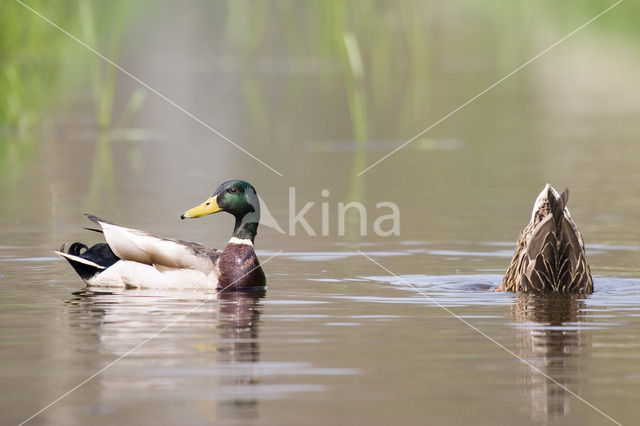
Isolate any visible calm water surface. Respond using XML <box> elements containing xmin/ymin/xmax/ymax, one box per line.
<box><xmin>2</xmin><ymin>1</ymin><xmax>640</xmax><ymax>425</ymax></box>
<box><xmin>2</xmin><ymin>241</ymin><xmax>640</xmax><ymax>425</ymax></box>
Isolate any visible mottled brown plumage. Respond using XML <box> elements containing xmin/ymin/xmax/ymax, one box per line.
<box><xmin>500</xmin><ymin>184</ymin><xmax>593</xmax><ymax>293</ymax></box>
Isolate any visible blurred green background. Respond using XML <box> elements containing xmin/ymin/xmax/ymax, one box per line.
<box><xmin>1</xmin><ymin>0</ymin><xmax>639</xmax><ymax>252</ymax></box>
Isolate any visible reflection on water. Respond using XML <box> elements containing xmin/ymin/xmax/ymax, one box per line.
<box><xmin>2</xmin><ymin>246</ymin><xmax>640</xmax><ymax>424</ymax></box>
<box><xmin>215</xmin><ymin>290</ymin><xmax>264</xmax><ymax>420</ymax></box>
<box><xmin>66</xmin><ymin>288</ymin><xmax>266</xmax><ymax>422</ymax></box>
<box><xmin>509</xmin><ymin>294</ymin><xmax>588</xmax><ymax>423</ymax></box>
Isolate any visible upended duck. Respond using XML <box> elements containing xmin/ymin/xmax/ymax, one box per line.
<box><xmin>55</xmin><ymin>180</ymin><xmax>266</xmax><ymax>290</ymax></box>
<box><xmin>499</xmin><ymin>184</ymin><xmax>593</xmax><ymax>293</ymax></box>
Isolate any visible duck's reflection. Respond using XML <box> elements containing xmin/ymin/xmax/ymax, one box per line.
<box><xmin>214</xmin><ymin>290</ymin><xmax>264</xmax><ymax>418</ymax></box>
<box><xmin>66</xmin><ymin>288</ymin><xmax>265</xmax><ymax>422</ymax></box>
<box><xmin>509</xmin><ymin>294</ymin><xmax>589</xmax><ymax>423</ymax></box>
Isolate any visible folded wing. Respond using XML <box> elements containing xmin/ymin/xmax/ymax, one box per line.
<box><xmin>86</xmin><ymin>214</ymin><xmax>219</xmax><ymax>273</ymax></box>
<box><xmin>519</xmin><ymin>188</ymin><xmax>593</xmax><ymax>293</ymax></box>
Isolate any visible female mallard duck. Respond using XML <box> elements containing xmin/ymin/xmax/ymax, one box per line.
<box><xmin>55</xmin><ymin>180</ymin><xmax>266</xmax><ymax>290</ymax></box>
<box><xmin>499</xmin><ymin>184</ymin><xmax>593</xmax><ymax>293</ymax></box>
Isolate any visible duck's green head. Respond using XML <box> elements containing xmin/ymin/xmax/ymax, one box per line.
<box><xmin>181</xmin><ymin>180</ymin><xmax>260</xmax><ymax>224</ymax></box>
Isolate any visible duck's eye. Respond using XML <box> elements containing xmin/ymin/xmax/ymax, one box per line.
<box><xmin>228</xmin><ymin>187</ymin><xmax>239</xmax><ymax>194</ymax></box>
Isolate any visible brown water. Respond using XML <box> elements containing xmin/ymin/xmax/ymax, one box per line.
<box><xmin>2</xmin><ymin>1</ymin><xmax>640</xmax><ymax>425</ymax></box>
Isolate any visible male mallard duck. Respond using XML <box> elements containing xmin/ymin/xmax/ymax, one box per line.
<box><xmin>499</xmin><ymin>184</ymin><xmax>593</xmax><ymax>293</ymax></box>
<box><xmin>55</xmin><ymin>180</ymin><xmax>266</xmax><ymax>290</ymax></box>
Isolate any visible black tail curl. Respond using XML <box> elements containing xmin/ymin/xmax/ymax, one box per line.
<box><xmin>68</xmin><ymin>242</ymin><xmax>89</xmax><ymax>256</ymax></box>
<box><xmin>60</xmin><ymin>242</ymin><xmax>120</xmax><ymax>281</ymax></box>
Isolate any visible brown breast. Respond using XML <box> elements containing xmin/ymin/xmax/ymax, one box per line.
<box><xmin>217</xmin><ymin>244</ymin><xmax>266</xmax><ymax>290</ymax></box>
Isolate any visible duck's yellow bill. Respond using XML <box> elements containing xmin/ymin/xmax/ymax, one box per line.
<box><xmin>181</xmin><ymin>195</ymin><xmax>222</xmax><ymax>219</ymax></box>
